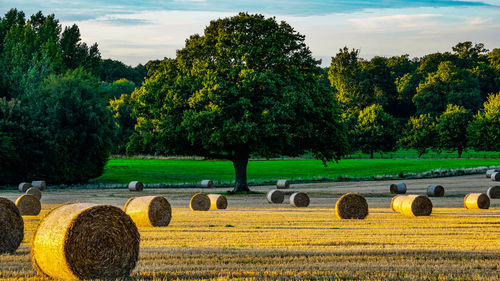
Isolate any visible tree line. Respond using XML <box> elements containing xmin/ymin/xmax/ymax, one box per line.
<box><xmin>0</xmin><ymin>10</ymin><xmax>498</xmax><ymax>191</ymax></box>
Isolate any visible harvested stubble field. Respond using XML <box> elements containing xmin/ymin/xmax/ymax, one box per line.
<box><xmin>1</xmin><ymin>175</ymin><xmax>499</xmax><ymax>280</ymax></box>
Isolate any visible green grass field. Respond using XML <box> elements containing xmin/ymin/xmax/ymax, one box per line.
<box><xmin>96</xmin><ymin>157</ymin><xmax>500</xmax><ymax>184</ymax></box>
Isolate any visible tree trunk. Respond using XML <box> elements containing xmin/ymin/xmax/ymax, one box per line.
<box><xmin>458</xmin><ymin>149</ymin><xmax>462</xmax><ymax>159</ymax></box>
<box><xmin>232</xmin><ymin>156</ymin><xmax>250</xmax><ymax>193</ymax></box>
<box><xmin>370</xmin><ymin>151</ymin><xmax>374</xmax><ymax>159</ymax></box>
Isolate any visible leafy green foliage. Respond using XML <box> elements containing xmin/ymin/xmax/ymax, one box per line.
<box><xmin>99</xmin><ymin>78</ymin><xmax>136</xmax><ymax>100</ymax></box>
<box><xmin>467</xmin><ymin>93</ymin><xmax>500</xmax><ymax>151</ymax></box>
<box><xmin>436</xmin><ymin>104</ymin><xmax>471</xmax><ymax>158</ymax></box>
<box><xmin>109</xmin><ymin>93</ymin><xmax>136</xmax><ymax>154</ymax></box>
<box><xmin>399</xmin><ymin>114</ymin><xmax>436</xmax><ymax>157</ymax></box>
<box><xmin>99</xmin><ymin>59</ymin><xmax>146</xmax><ymax>86</ymax></box>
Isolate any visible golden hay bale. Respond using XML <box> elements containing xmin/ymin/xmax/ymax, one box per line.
<box><xmin>486</xmin><ymin>186</ymin><xmax>500</xmax><ymax>199</ymax></box>
<box><xmin>31</xmin><ymin>181</ymin><xmax>46</xmax><ymax>191</ymax></box>
<box><xmin>266</xmin><ymin>189</ymin><xmax>284</xmax><ymax>204</ymax></box>
<box><xmin>190</xmin><ymin>193</ymin><xmax>211</xmax><ymax>211</ymax></box>
<box><xmin>18</xmin><ymin>182</ymin><xmax>32</xmax><ymax>192</ymax></box>
<box><xmin>26</xmin><ymin>187</ymin><xmax>42</xmax><ymax>200</ymax></box>
<box><xmin>464</xmin><ymin>193</ymin><xmax>490</xmax><ymax>209</ymax></box>
<box><xmin>0</xmin><ymin>197</ymin><xmax>24</xmax><ymax>254</ymax></box>
<box><xmin>276</xmin><ymin>179</ymin><xmax>290</xmax><ymax>189</ymax></box>
<box><xmin>200</xmin><ymin>180</ymin><xmax>214</xmax><ymax>188</ymax></box>
<box><xmin>399</xmin><ymin>195</ymin><xmax>433</xmax><ymax>217</ymax></box>
<box><xmin>207</xmin><ymin>194</ymin><xmax>228</xmax><ymax>210</ymax></box>
<box><xmin>390</xmin><ymin>195</ymin><xmax>406</xmax><ymax>213</ymax></box>
<box><xmin>31</xmin><ymin>203</ymin><xmax>140</xmax><ymax>280</ymax></box>
<box><xmin>335</xmin><ymin>193</ymin><xmax>368</xmax><ymax>219</ymax></box>
<box><xmin>426</xmin><ymin>185</ymin><xmax>445</xmax><ymax>197</ymax></box>
<box><xmin>491</xmin><ymin>172</ymin><xmax>500</xmax><ymax>181</ymax></box>
<box><xmin>290</xmin><ymin>192</ymin><xmax>310</xmax><ymax>207</ymax></box>
<box><xmin>390</xmin><ymin>182</ymin><xmax>407</xmax><ymax>194</ymax></box>
<box><xmin>124</xmin><ymin>196</ymin><xmax>172</xmax><ymax>227</ymax></box>
<box><xmin>486</xmin><ymin>169</ymin><xmax>498</xmax><ymax>178</ymax></box>
<box><xmin>15</xmin><ymin>194</ymin><xmax>41</xmax><ymax>216</ymax></box>
<box><xmin>128</xmin><ymin>181</ymin><xmax>144</xmax><ymax>191</ymax></box>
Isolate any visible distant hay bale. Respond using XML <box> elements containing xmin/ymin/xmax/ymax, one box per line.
<box><xmin>266</xmin><ymin>189</ymin><xmax>284</xmax><ymax>204</ymax></box>
<box><xmin>390</xmin><ymin>182</ymin><xmax>407</xmax><ymax>194</ymax></box>
<box><xmin>31</xmin><ymin>181</ymin><xmax>46</xmax><ymax>191</ymax></box>
<box><xmin>124</xmin><ymin>196</ymin><xmax>172</xmax><ymax>227</ymax></box>
<box><xmin>128</xmin><ymin>181</ymin><xmax>144</xmax><ymax>191</ymax></box>
<box><xmin>190</xmin><ymin>193</ymin><xmax>211</xmax><ymax>211</ymax></box>
<box><xmin>15</xmin><ymin>194</ymin><xmax>41</xmax><ymax>216</ymax></box>
<box><xmin>486</xmin><ymin>169</ymin><xmax>498</xmax><ymax>178</ymax></box>
<box><xmin>18</xmin><ymin>182</ymin><xmax>32</xmax><ymax>192</ymax></box>
<box><xmin>200</xmin><ymin>180</ymin><xmax>214</xmax><ymax>188</ymax></box>
<box><xmin>491</xmin><ymin>172</ymin><xmax>500</xmax><ymax>181</ymax></box>
<box><xmin>486</xmin><ymin>186</ymin><xmax>500</xmax><ymax>199</ymax></box>
<box><xmin>464</xmin><ymin>193</ymin><xmax>490</xmax><ymax>209</ymax></box>
<box><xmin>335</xmin><ymin>193</ymin><xmax>368</xmax><ymax>219</ymax></box>
<box><xmin>0</xmin><ymin>197</ymin><xmax>24</xmax><ymax>254</ymax></box>
<box><xmin>426</xmin><ymin>185</ymin><xmax>445</xmax><ymax>197</ymax></box>
<box><xmin>31</xmin><ymin>203</ymin><xmax>140</xmax><ymax>280</ymax></box>
<box><xmin>399</xmin><ymin>195</ymin><xmax>433</xmax><ymax>217</ymax></box>
<box><xmin>276</xmin><ymin>179</ymin><xmax>290</xmax><ymax>189</ymax></box>
<box><xmin>207</xmin><ymin>194</ymin><xmax>228</xmax><ymax>210</ymax></box>
<box><xmin>390</xmin><ymin>195</ymin><xmax>406</xmax><ymax>213</ymax></box>
<box><xmin>290</xmin><ymin>192</ymin><xmax>310</xmax><ymax>207</ymax></box>
<box><xmin>26</xmin><ymin>187</ymin><xmax>42</xmax><ymax>200</ymax></box>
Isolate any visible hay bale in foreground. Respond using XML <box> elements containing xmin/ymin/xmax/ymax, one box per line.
<box><xmin>31</xmin><ymin>181</ymin><xmax>46</xmax><ymax>191</ymax></box>
<box><xmin>207</xmin><ymin>194</ymin><xmax>228</xmax><ymax>210</ymax></box>
<box><xmin>390</xmin><ymin>195</ymin><xmax>406</xmax><ymax>213</ymax></box>
<box><xmin>31</xmin><ymin>203</ymin><xmax>140</xmax><ymax>280</ymax></box>
<box><xmin>266</xmin><ymin>189</ymin><xmax>284</xmax><ymax>204</ymax></box>
<box><xmin>399</xmin><ymin>195</ymin><xmax>433</xmax><ymax>217</ymax></box>
<box><xmin>390</xmin><ymin>182</ymin><xmax>407</xmax><ymax>194</ymax></box>
<box><xmin>464</xmin><ymin>193</ymin><xmax>490</xmax><ymax>209</ymax></box>
<box><xmin>26</xmin><ymin>187</ymin><xmax>42</xmax><ymax>200</ymax></box>
<box><xmin>128</xmin><ymin>181</ymin><xmax>144</xmax><ymax>191</ymax></box>
<box><xmin>276</xmin><ymin>179</ymin><xmax>290</xmax><ymax>189</ymax></box>
<box><xmin>15</xmin><ymin>194</ymin><xmax>41</xmax><ymax>216</ymax></box>
<box><xmin>0</xmin><ymin>197</ymin><xmax>24</xmax><ymax>254</ymax></box>
<box><xmin>486</xmin><ymin>186</ymin><xmax>500</xmax><ymax>199</ymax></box>
<box><xmin>290</xmin><ymin>192</ymin><xmax>310</xmax><ymax>207</ymax></box>
<box><xmin>190</xmin><ymin>193</ymin><xmax>211</xmax><ymax>211</ymax></box>
<box><xmin>18</xmin><ymin>182</ymin><xmax>32</xmax><ymax>192</ymax></box>
<box><xmin>200</xmin><ymin>180</ymin><xmax>214</xmax><ymax>188</ymax></box>
<box><xmin>491</xmin><ymin>172</ymin><xmax>500</xmax><ymax>181</ymax></box>
<box><xmin>124</xmin><ymin>196</ymin><xmax>172</xmax><ymax>227</ymax></box>
<box><xmin>335</xmin><ymin>193</ymin><xmax>368</xmax><ymax>219</ymax></box>
<box><xmin>426</xmin><ymin>185</ymin><xmax>445</xmax><ymax>197</ymax></box>
<box><xmin>486</xmin><ymin>169</ymin><xmax>498</xmax><ymax>178</ymax></box>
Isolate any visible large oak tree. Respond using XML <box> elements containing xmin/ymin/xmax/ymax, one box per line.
<box><xmin>129</xmin><ymin>13</ymin><xmax>348</xmax><ymax>192</ymax></box>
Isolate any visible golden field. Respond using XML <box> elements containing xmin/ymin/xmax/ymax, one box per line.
<box><xmin>0</xmin><ymin>175</ymin><xmax>499</xmax><ymax>280</ymax></box>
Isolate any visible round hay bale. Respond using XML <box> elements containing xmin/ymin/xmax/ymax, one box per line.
<box><xmin>464</xmin><ymin>193</ymin><xmax>490</xmax><ymax>209</ymax></box>
<box><xmin>0</xmin><ymin>197</ymin><xmax>24</xmax><ymax>254</ymax></box>
<box><xmin>390</xmin><ymin>182</ymin><xmax>407</xmax><ymax>194</ymax></box>
<box><xmin>399</xmin><ymin>195</ymin><xmax>433</xmax><ymax>217</ymax></box>
<box><xmin>266</xmin><ymin>189</ymin><xmax>284</xmax><ymax>204</ymax></box>
<box><xmin>290</xmin><ymin>192</ymin><xmax>310</xmax><ymax>207</ymax></box>
<box><xmin>276</xmin><ymin>179</ymin><xmax>290</xmax><ymax>189</ymax></box>
<box><xmin>486</xmin><ymin>186</ymin><xmax>500</xmax><ymax>199</ymax></box>
<box><xmin>31</xmin><ymin>203</ymin><xmax>140</xmax><ymax>280</ymax></box>
<box><xmin>26</xmin><ymin>187</ymin><xmax>42</xmax><ymax>200</ymax></box>
<box><xmin>486</xmin><ymin>169</ymin><xmax>498</xmax><ymax>178</ymax></box>
<box><xmin>31</xmin><ymin>181</ymin><xmax>46</xmax><ymax>191</ymax></box>
<box><xmin>491</xmin><ymin>172</ymin><xmax>500</xmax><ymax>181</ymax></box>
<box><xmin>128</xmin><ymin>181</ymin><xmax>144</xmax><ymax>191</ymax></box>
<box><xmin>15</xmin><ymin>194</ymin><xmax>41</xmax><ymax>216</ymax></box>
<box><xmin>18</xmin><ymin>182</ymin><xmax>32</xmax><ymax>192</ymax></box>
<box><xmin>190</xmin><ymin>193</ymin><xmax>210</xmax><ymax>211</ymax></box>
<box><xmin>207</xmin><ymin>194</ymin><xmax>228</xmax><ymax>210</ymax></box>
<box><xmin>390</xmin><ymin>195</ymin><xmax>406</xmax><ymax>213</ymax></box>
<box><xmin>124</xmin><ymin>196</ymin><xmax>172</xmax><ymax>227</ymax></box>
<box><xmin>200</xmin><ymin>180</ymin><xmax>214</xmax><ymax>188</ymax></box>
<box><xmin>426</xmin><ymin>185</ymin><xmax>445</xmax><ymax>197</ymax></box>
<box><xmin>335</xmin><ymin>193</ymin><xmax>368</xmax><ymax>219</ymax></box>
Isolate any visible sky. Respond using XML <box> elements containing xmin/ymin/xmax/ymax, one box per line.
<box><xmin>2</xmin><ymin>1</ymin><xmax>500</xmax><ymax>67</ymax></box>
